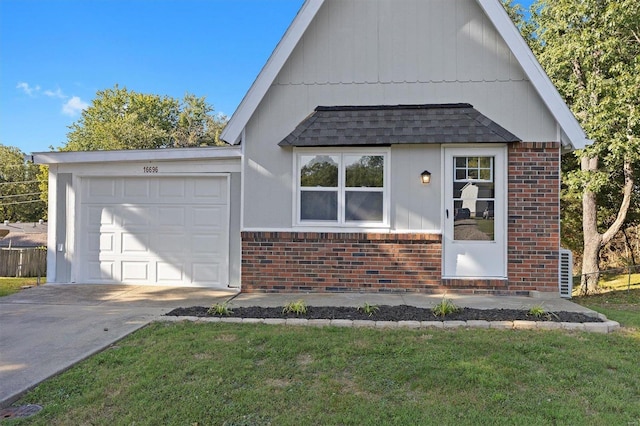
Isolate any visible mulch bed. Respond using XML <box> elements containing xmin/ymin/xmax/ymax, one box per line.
<box><xmin>165</xmin><ymin>305</ymin><xmax>603</xmax><ymax>323</ymax></box>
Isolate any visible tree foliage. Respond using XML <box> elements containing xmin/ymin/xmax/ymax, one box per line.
<box><xmin>508</xmin><ymin>0</ymin><xmax>640</xmax><ymax>292</ymax></box>
<box><xmin>0</xmin><ymin>144</ymin><xmax>47</xmax><ymax>222</ymax></box>
<box><xmin>64</xmin><ymin>85</ymin><xmax>227</xmax><ymax>151</ymax></box>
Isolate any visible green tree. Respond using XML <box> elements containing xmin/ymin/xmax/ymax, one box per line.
<box><xmin>0</xmin><ymin>144</ymin><xmax>46</xmax><ymax>222</ymax></box>
<box><xmin>525</xmin><ymin>0</ymin><xmax>640</xmax><ymax>293</ymax></box>
<box><xmin>174</xmin><ymin>94</ymin><xmax>228</xmax><ymax>147</ymax></box>
<box><xmin>64</xmin><ymin>85</ymin><xmax>227</xmax><ymax>151</ymax></box>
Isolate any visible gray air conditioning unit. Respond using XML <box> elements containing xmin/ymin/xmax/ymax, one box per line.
<box><xmin>559</xmin><ymin>249</ymin><xmax>573</xmax><ymax>298</ymax></box>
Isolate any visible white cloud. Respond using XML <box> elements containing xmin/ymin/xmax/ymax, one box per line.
<box><xmin>62</xmin><ymin>96</ymin><xmax>89</xmax><ymax>116</ymax></box>
<box><xmin>44</xmin><ymin>88</ymin><xmax>67</xmax><ymax>99</ymax></box>
<box><xmin>16</xmin><ymin>82</ymin><xmax>41</xmax><ymax>96</ymax></box>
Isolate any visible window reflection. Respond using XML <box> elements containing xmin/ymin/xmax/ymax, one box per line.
<box><xmin>453</xmin><ymin>156</ymin><xmax>495</xmax><ymax>241</ymax></box>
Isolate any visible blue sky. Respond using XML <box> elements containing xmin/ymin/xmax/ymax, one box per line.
<box><xmin>1</xmin><ymin>0</ymin><xmax>534</xmax><ymax>154</ymax></box>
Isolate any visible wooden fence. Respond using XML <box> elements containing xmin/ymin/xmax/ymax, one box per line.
<box><xmin>0</xmin><ymin>248</ymin><xmax>47</xmax><ymax>277</ymax></box>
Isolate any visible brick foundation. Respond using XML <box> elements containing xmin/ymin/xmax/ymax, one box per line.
<box><xmin>241</xmin><ymin>232</ymin><xmax>443</xmax><ymax>293</ymax></box>
<box><xmin>241</xmin><ymin>141</ymin><xmax>561</xmax><ymax>294</ymax></box>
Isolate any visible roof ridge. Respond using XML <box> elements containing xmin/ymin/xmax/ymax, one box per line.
<box><xmin>315</xmin><ymin>104</ymin><xmax>472</xmax><ymax>112</ymax></box>
<box><xmin>464</xmin><ymin>109</ymin><xmax>521</xmax><ymax>142</ymax></box>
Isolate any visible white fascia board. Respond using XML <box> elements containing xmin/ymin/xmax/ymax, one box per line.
<box><xmin>475</xmin><ymin>0</ymin><xmax>591</xmax><ymax>150</ymax></box>
<box><xmin>220</xmin><ymin>0</ymin><xmax>325</xmax><ymax>145</ymax></box>
<box><xmin>30</xmin><ymin>146</ymin><xmax>243</xmax><ymax>165</ymax></box>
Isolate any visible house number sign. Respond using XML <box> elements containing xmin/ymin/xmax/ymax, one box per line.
<box><xmin>143</xmin><ymin>166</ymin><xmax>159</xmax><ymax>173</ymax></box>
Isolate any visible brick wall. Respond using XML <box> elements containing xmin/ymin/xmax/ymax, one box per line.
<box><xmin>507</xmin><ymin>142</ymin><xmax>561</xmax><ymax>293</ymax></box>
<box><xmin>241</xmin><ymin>232</ymin><xmax>442</xmax><ymax>293</ymax></box>
<box><xmin>240</xmin><ymin>141</ymin><xmax>561</xmax><ymax>294</ymax></box>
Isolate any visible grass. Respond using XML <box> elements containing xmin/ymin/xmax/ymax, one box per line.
<box><xmin>571</xmin><ymin>270</ymin><xmax>640</xmax><ymax>330</ymax></box>
<box><xmin>2</xmin><ymin>274</ymin><xmax>639</xmax><ymax>424</ymax></box>
<box><xmin>574</xmin><ymin>288</ymin><xmax>640</xmax><ymax>329</ymax></box>
<box><xmin>0</xmin><ymin>277</ymin><xmax>44</xmax><ymax>297</ymax></box>
<box><xmin>6</xmin><ymin>320</ymin><xmax>640</xmax><ymax>425</ymax></box>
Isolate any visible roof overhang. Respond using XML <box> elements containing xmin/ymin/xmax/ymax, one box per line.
<box><xmin>221</xmin><ymin>0</ymin><xmax>591</xmax><ymax>152</ymax></box>
<box><xmin>279</xmin><ymin>104</ymin><xmax>521</xmax><ymax>147</ymax></box>
<box><xmin>28</xmin><ymin>146</ymin><xmax>242</xmax><ymax>165</ymax></box>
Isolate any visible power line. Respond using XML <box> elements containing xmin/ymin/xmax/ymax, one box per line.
<box><xmin>0</xmin><ymin>180</ymin><xmax>40</xmax><ymax>186</ymax></box>
<box><xmin>0</xmin><ymin>192</ymin><xmax>45</xmax><ymax>200</ymax></box>
<box><xmin>0</xmin><ymin>199</ymin><xmax>46</xmax><ymax>206</ymax></box>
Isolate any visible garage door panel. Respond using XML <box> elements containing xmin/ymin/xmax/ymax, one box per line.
<box><xmin>121</xmin><ymin>233</ymin><xmax>150</xmax><ymax>253</ymax></box>
<box><xmin>87</xmin><ymin>232</ymin><xmax>115</xmax><ymax>253</ymax></box>
<box><xmin>121</xmin><ymin>261</ymin><xmax>149</xmax><ymax>281</ymax></box>
<box><xmin>88</xmin><ymin>261</ymin><xmax>115</xmax><ymax>281</ymax></box>
<box><xmin>157</xmin><ymin>262</ymin><xmax>184</xmax><ymax>282</ymax></box>
<box><xmin>192</xmin><ymin>234</ymin><xmax>223</xmax><ymax>255</ymax></box>
<box><xmin>194</xmin><ymin>178</ymin><xmax>224</xmax><ymax>200</ymax></box>
<box><xmin>157</xmin><ymin>207</ymin><xmax>185</xmax><ymax>226</ymax></box>
<box><xmin>87</xmin><ymin>178</ymin><xmax>116</xmax><ymax>198</ymax></box>
<box><xmin>123</xmin><ymin>179</ymin><xmax>150</xmax><ymax>198</ymax></box>
<box><xmin>88</xmin><ymin>206</ymin><xmax>115</xmax><ymax>226</ymax></box>
<box><xmin>191</xmin><ymin>263</ymin><xmax>220</xmax><ymax>283</ymax></box>
<box><xmin>151</xmin><ymin>233</ymin><xmax>186</xmax><ymax>252</ymax></box>
<box><xmin>193</xmin><ymin>206</ymin><xmax>225</xmax><ymax>228</ymax></box>
<box><xmin>159</xmin><ymin>179</ymin><xmax>186</xmax><ymax>198</ymax></box>
<box><xmin>80</xmin><ymin>176</ymin><xmax>229</xmax><ymax>288</ymax></box>
<box><xmin>119</xmin><ymin>206</ymin><xmax>151</xmax><ymax>227</ymax></box>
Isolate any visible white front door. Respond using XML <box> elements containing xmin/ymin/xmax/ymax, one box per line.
<box><xmin>443</xmin><ymin>146</ymin><xmax>507</xmax><ymax>278</ymax></box>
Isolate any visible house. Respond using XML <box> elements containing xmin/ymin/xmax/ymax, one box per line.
<box><xmin>32</xmin><ymin>0</ymin><xmax>589</xmax><ymax>295</ymax></box>
<box><xmin>0</xmin><ymin>221</ymin><xmax>48</xmax><ymax>248</ymax></box>
<box><xmin>0</xmin><ymin>221</ymin><xmax>48</xmax><ymax>277</ymax></box>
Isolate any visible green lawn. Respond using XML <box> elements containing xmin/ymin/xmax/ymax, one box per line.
<box><xmin>6</xmin><ymin>321</ymin><xmax>640</xmax><ymax>424</ymax></box>
<box><xmin>574</xmin><ymin>288</ymin><xmax>640</xmax><ymax>329</ymax></box>
<box><xmin>0</xmin><ymin>277</ymin><xmax>44</xmax><ymax>297</ymax></box>
<box><xmin>3</xmin><ymin>275</ymin><xmax>639</xmax><ymax>425</ymax></box>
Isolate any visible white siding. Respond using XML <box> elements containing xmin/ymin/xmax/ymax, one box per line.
<box><xmin>390</xmin><ymin>145</ymin><xmax>442</xmax><ymax>231</ymax></box>
<box><xmin>243</xmin><ymin>0</ymin><xmax>558</xmax><ymax>229</ymax></box>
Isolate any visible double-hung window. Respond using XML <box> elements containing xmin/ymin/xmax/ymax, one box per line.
<box><xmin>296</xmin><ymin>150</ymin><xmax>388</xmax><ymax>226</ymax></box>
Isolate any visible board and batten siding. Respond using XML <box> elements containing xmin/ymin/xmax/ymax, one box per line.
<box><xmin>242</xmin><ymin>0</ymin><xmax>558</xmax><ymax>230</ymax></box>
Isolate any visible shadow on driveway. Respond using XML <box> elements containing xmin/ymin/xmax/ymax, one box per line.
<box><xmin>0</xmin><ymin>284</ymin><xmax>236</xmax><ymax>407</ymax></box>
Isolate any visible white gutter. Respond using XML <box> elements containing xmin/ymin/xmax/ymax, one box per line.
<box><xmin>29</xmin><ymin>146</ymin><xmax>242</xmax><ymax>165</ymax></box>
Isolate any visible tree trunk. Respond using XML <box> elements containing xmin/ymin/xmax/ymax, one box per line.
<box><xmin>581</xmin><ymin>157</ymin><xmax>601</xmax><ymax>294</ymax></box>
<box><xmin>580</xmin><ymin>156</ymin><xmax>635</xmax><ymax>294</ymax></box>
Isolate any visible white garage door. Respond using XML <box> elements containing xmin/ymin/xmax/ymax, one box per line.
<box><xmin>78</xmin><ymin>176</ymin><xmax>229</xmax><ymax>288</ymax></box>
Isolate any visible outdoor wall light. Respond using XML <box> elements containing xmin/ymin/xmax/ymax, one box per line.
<box><xmin>420</xmin><ymin>170</ymin><xmax>432</xmax><ymax>184</ymax></box>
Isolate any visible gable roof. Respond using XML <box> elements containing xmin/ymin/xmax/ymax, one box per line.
<box><xmin>220</xmin><ymin>0</ymin><xmax>590</xmax><ymax>151</ymax></box>
<box><xmin>279</xmin><ymin>104</ymin><xmax>521</xmax><ymax>147</ymax></box>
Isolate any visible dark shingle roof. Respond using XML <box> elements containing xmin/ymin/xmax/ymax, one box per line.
<box><xmin>278</xmin><ymin>104</ymin><xmax>521</xmax><ymax>147</ymax></box>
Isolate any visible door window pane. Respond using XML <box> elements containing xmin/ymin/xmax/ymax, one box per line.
<box><xmin>454</xmin><ymin>156</ymin><xmax>493</xmax><ymax>182</ymax></box>
<box><xmin>453</xmin><ymin>156</ymin><xmax>495</xmax><ymax>241</ymax></box>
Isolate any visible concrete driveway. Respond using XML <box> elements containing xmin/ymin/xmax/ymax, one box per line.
<box><xmin>0</xmin><ymin>284</ymin><xmax>236</xmax><ymax>407</ymax></box>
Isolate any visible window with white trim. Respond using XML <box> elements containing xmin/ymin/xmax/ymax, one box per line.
<box><xmin>296</xmin><ymin>151</ymin><xmax>388</xmax><ymax>226</ymax></box>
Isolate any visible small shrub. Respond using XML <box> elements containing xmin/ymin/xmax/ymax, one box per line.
<box><xmin>282</xmin><ymin>300</ymin><xmax>307</xmax><ymax>315</ymax></box>
<box><xmin>358</xmin><ymin>302</ymin><xmax>380</xmax><ymax>317</ymax></box>
<box><xmin>432</xmin><ymin>297</ymin><xmax>460</xmax><ymax>317</ymax></box>
<box><xmin>208</xmin><ymin>302</ymin><xmax>233</xmax><ymax>316</ymax></box>
<box><xmin>527</xmin><ymin>304</ymin><xmax>559</xmax><ymax>320</ymax></box>
<box><xmin>528</xmin><ymin>304</ymin><xmax>546</xmax><ymax>318</ymax></box>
